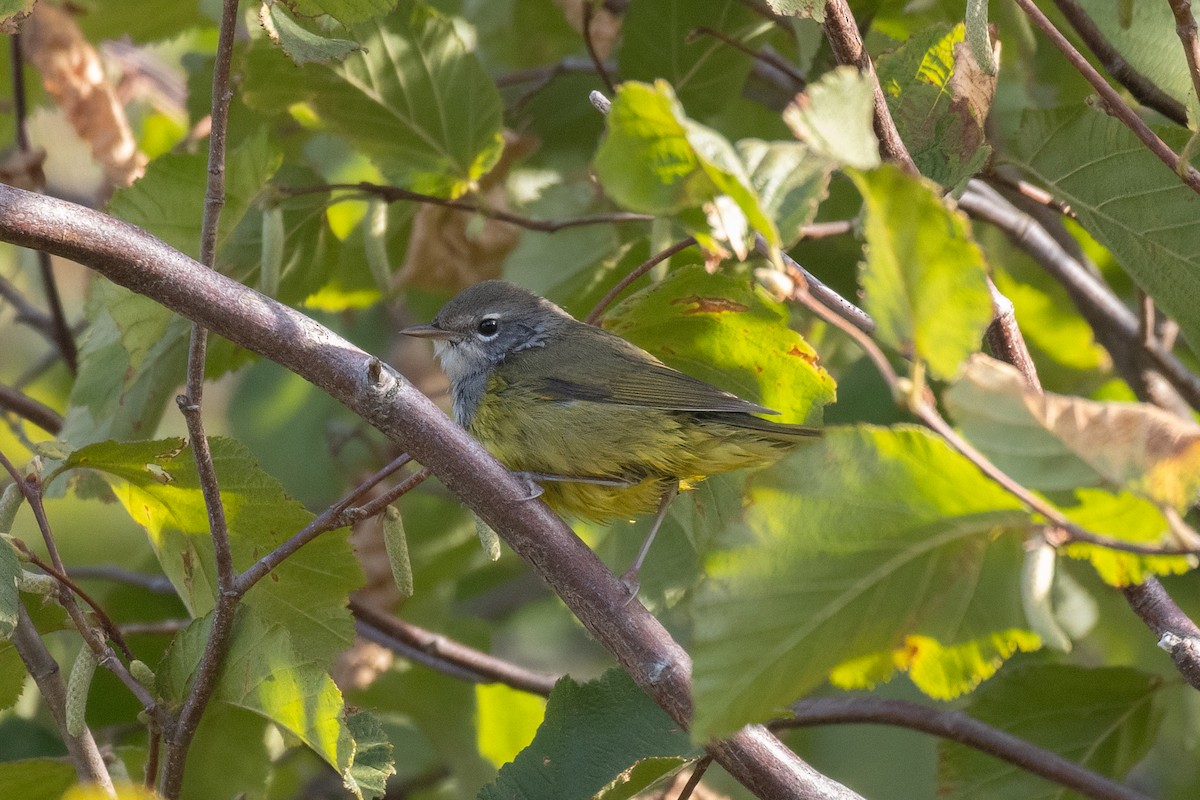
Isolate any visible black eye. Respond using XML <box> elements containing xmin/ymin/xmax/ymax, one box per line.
<box><xmin>477</xmin><ymin>318</ymin><xmax>499</xmax><ymax>337</ymax></box>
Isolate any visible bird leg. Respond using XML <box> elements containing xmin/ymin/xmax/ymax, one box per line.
<box><xmin>620</xmin><ymin>481</ymin><xmax>679</xmax><ymax>597</ymax></box>
<box><xmin>511</xmin><ymin>471</ymin><xmax>636</xmax><ymax>501</ymax></box>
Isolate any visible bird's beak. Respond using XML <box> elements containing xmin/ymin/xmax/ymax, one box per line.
<box><xmin>400</xmin><ymin>323</ymin><xmax>461</xmax><ymax>342</ymax></box>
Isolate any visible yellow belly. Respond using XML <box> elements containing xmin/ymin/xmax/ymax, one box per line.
<box><xmin>468</xmin><ymin>376</ymin><xmax>798</xmax><ymax>521</ymax></box>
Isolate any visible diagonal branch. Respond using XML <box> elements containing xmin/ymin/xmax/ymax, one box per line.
<box><xmin>0</xmin><ymin>184</ymin><xmax>863</xmax><ymax>800</ymax></box>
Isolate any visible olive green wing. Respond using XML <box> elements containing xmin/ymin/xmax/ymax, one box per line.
<box><xmin>515</xmin><ymin>323</ymin><xmax>778</xmax><ymax>415</ymax></box>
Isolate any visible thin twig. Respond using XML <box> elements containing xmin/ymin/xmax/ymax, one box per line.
<box><xmin>351</xmin><ymin>600</ymin><xmax>559</xmax><ymax>695</ymax></box>
<box><xmin>233</xmin><ymin>456</ymin><xmax>423</xmax><ymax>595</ymax></box>
<box><xmin>12</xmin><ymin>605</ymin><xmax>115</xmax><ymax>793</ymax></box>
<box><xmin>0</xmin><ymin>383</ymin><xmax>63</xmax><ymax>433</ymax></box>
<box><xmin>1012</xmin><ymin>0</ymin><xmax>1200</xmax><ymax>194</ymax></box>
<box><xmin>1167</xmin><ymin>0</ymin><xmax>1200</xmax><ymax>116</ymax></box>
<box><xmin>782</xmin><ymin>696</ymin><xmax>1152</xmax><ymax>800</ymax></box>
<box><xmin>0</xmin><ymin>450</ymin><xmax>165</xmax><ymax>724</ymax></box>
<box><xmin>582</xmin><ymin>1</ymin><xmax>616</xmax><ymax>94</ymax></box>
<box><xmin>821</xmin><ymin>0</ymin><xmax>917</xmax><ymax>173</ymax></box>
<box><xmin>690</xmin><ymin>26</ymin><xmax>805</xmax><ymax>86</ymax></box>
<box><xmin>276</xmin><ymin>182</ymin><xmax>654</xmax><ymax>233</ymax></box>
<box><xmin>160</xmin><ymin>2</ymin><xmax>241</xmax><ymax>795</ymax></box>
<box><xmin>1049</xmin><ymin>0</ymin><xmax>1189</xmax><ymax>126</ymax></box>
<box><xmin>584</xmin><ymin>237</ymin><xmax>697</xmax><ymax>324</ymax></box>
<box><xmin>10</xmin><ymin>34</ymin><xmax>77</xmax><ymax>373</ymax></box>
<box><xmin>15</xmin><ymin>544</ymin><xmax>134</xmax><ymax>660</ymax></box>
<box><xmin>68</xmin><ymin>565</ymin><xmax>176</xmax><ymax>594</ymax></box>
<box><xmin>674</xmin><ymin>756</ymin><xmax>714</xmax><ymax>800</ymax></box>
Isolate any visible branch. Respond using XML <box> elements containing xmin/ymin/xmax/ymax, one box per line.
<box><xmin>161</xmin><ymin>1</ymin><xmax>241</xmax><ymax>795</ymax></box>
<box><xmin>585</xmin><ymin>237</ymin><xmax>697</xmax><ymax>324</ymax></box>
<box><xmin>12</xmin><ymin>605</ymin><xmax>114</xmax><ymax>794</ymax></box>
<box><xmin>1167</xmin><ymin>0</ymin><xmax>1200</xmax><ymax>119</ymax></box>
<box><xmin>582</xmin><ymin>1</ymin><xmax>616</xmax><ymax>94</ymax></box>
<box><xmin>276</xmin><ymin>182</ymin><xmax>655</xmax><ymax>233</ymax></box>
<box><xmin>1049</xmin><ymin>0</ymin><xmax>1189</xmax><ymax>126</ymax></box>
<box><xmin>350</xmin><ymin>600</ymin><xmax>559</xmax><ymax>696</ymax></box>
<box><xmin>1122</xmin><ymin>577</ymin><xmax>1200</xmax><ymax>689</ymax></box>
<box><xmin>0</xmin><ymin>188</ymin><xmax>863</xmax><ymax>800</ymax></box>
<box><xmin>1012</xmin><ymin>0</ymin><xmax>1200</xmax><ymax>194</ymax></box>
<box><xmin>0</xmin><ymin>383</ymin><xmax>62</xmax><ymax>433</ymax></box>
<box><xmin>782</xmin><ymin>696</ymin><xmax>1152</xmax><ymax>800</ymax></box>
<box><xmin>821</xmin><ymin>0</ymin><xmax>917</xmax><ymax>173</ymax></box>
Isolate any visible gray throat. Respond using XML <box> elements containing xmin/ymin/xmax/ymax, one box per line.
<box><xmin>450</xmin><ymin>368</ymin><xmax>488</xmax><ymax>429</ymax></box>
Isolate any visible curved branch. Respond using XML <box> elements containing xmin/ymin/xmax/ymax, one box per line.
<box><xmin>782</xmin><ymin>696</ymin><xmax>1152</xmax><ymax>800</ymax></box>
<box><xmin>0</xmin><ymin>184</ymin><xmax>862</xmax><ymax>800</ymax></box>
<box><xmin>0</xmin><ymin>383</ymin><xmax>62</xmax><ymax>433</ymax></box>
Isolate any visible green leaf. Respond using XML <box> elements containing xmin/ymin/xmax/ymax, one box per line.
<box><xmin>876</xmin><ymin>24</ymin><xmax>994</xmax><ymax>188</ymax></box>
<box><xmin>619</xmin><ymin>0</ymin><xmax>758</xmax><ymax>117</ymax></box>
<box><xmin>0</xmin><ymin>0</ymin><xmax>34</xmax><ymax>30</ymax></box>
<box><xmin>177</xmin><ymin>703</ymin><xmax>270</xmax><ymax>800</ymax></box>
<box><xmin>691</xmin><ymin>425</ymin><xmax>1034</xmax><ymax>738</ymax></box>
<box><xmin>593</xmin><ymin>80</ymin><xmax>780</xmax><ymax>250</ymax></box>
<box><xmin>107</xmin><ymin>127</ymin><xmax>281</xmax><ymax>261</ymax></box>
<box><xmin>244</xmin><ymin>1</ymin><xmax>504</xmax><ymax>198</ymax></box>
<box><xmin>344</xmin><ymin>709</ymin><xmax>396</xmax><ymax>800</ymax></box>
<box><xmin>0</xmin><ymin>642</ymin><xmax>26</xmax><ymax>712</ymax></box>
<box><xmin>478</xmin><ymin>670</ymin><xmax>694</xmax><ymax>800</ymax></box>
<box><xmin>260</xmin><ymin>2</ymin><xmax>364</xmax><ymax>65</ymax></box>
<box><xmin>59</xmin><ymin>283</ymin><xmax>189</xmax><ymax>452</ymax></box>
<box><xmin>738</xmin><ymin>139</ymin><xmax>832</xmax><ymax>247</ymax></box>
<box><xmin>159</xmin><ymin>609</ymin><xmax>353</xmax><ymax>773</ymax></box>
<box><xmin>61</xmin><ymin>437</ymin><xmax>362</xmax><ymax>660</ymax></box>
<box><xmin>475</xmin><ymin>682</ymin><xmax>546</xmax><ymax>768</ymax></box>
<box><xmin>938</xmin><ymin>664</ymin><xmax>1164</xmax><ymax>800</ymax></box>
<box><xmin>0</xmin><ymin>539</ymin><xmax>18</xmax><ymax>640</ymax></box>
<box><xmin>603</xmin><ymin>264</ymin><xmax>836</xmax><ymax>424</ymax></box>
<box><xmin>783</xmin><ymin>67</ymin><xmax>880</xmax><ymax>170</ymax></box>
<box><xmin>1007</xmin><ymin>107</ymin><xmax>1200</xmax><ymax>352</ymax></box>
<box><xmin>0</xmin><ymin>758</ymin><xmax>77</xmax><ymax>800</ymax></box>
<box><xmin>766</xmin><ymin>0</ymin><xmax>822</xmax><ymax>21</ymax></box>
<box><xmin>851</xmin><ymin>164</ymin><xmax>992</xmax><ymax>379</ymax></box>
<box><xmin>285</xmin><ymin>0</ymin><xmax>398</xmax><ymax>25</ymax></box>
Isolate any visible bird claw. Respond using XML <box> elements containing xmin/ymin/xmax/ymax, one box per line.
<box><xmin>513</xmin><ymin>473</ymin><xmax>545</xmax><ymax>502</ymax></box>
<box><xmin>618</xmin><ymin>568</ymin><xmax>641</xmax><ymax>604</ymax></box>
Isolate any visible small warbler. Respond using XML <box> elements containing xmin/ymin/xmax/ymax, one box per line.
<box><xmin>403</xmin><ymin>280</ymin><xmax>820</xmax><ymax>580</ymax></box>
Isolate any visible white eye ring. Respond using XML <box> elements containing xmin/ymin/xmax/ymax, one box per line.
<box><xmin>477</xmin><ymin>317</ymin><xmax>499</xmax><ymax>339</ymax></box>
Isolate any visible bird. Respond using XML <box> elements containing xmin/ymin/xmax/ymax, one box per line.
<box><xmin>402</xmin><ymin>280</ymin><xmax>820</xmax><ymax>583</ymax></box>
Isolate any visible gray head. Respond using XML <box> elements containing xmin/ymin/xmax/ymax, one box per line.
<box><xmin>401</xmin><ymin>281</ymin><xmax>572</xmax><ymax>423</ymax></box>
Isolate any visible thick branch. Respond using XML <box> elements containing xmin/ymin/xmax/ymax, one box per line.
<box><xmin>0</xmin><ymin>185</ymin><xmax>861</xmax><ymax>800</ymax></box>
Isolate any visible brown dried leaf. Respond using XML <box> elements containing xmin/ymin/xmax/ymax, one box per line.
<box><xmin>949</xmin><ymin>355</ymin><xmax>1200</xmax><ymax>509</ymax></box>
<box><xmin>22</xmin><ymin>3</ymin><xmax>146</xmax><ymax>188</ymax></box>
<box><xmin>554</xmin><ymin>0</ymin><xmax>622</xmax><ymax>61</ymax></box>
<box><xmin>0</xmin><ymin>0</ymin><xmax>36</xmax><ymax>35</ymax></box>
<box><xmin>0</xmin><ymin>146</ymin><xmax>47</xmax><ymax>190</ymax></box>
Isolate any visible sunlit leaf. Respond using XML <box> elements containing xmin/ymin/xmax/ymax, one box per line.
<box><xmin>1059</xmin><ymin>489</ymin><xmax>1194</xmax><ymax>586</ymax></box>
<box><xmin>876</xmin><ymin>24</ymin><xmax>994</xmax><ymax>188</ymax></box>
<box><xmin>478</xmin><ymin>670</ymin><xmax>694</xmax><ymax>800</ymax></box>
<box><xmin>604</xmin><ymin>264</ymin><xmax>835</xmax><ymax>424</ymax></box>
<box><xmin>691</xmin><ymin>425</ymin><xmax>1034</xmax><ymax>739</ymax></box>
<box><xmin>851</xmin><ymin>165</ymin><xmax>991</xmax><ymax>378</ymax></box>
<box><xmin>784</xmin><ymin>67</ymin><xmax>880</xmax><ymax>170</ymax></box>
<box><xmin>738</xmin><ymin>139</ymin><xmax>832</xmax><ymax>247</ymax></box>
<box><xmin>475</xmin><ymin>682</ymin><xmax>545</xmax><ymax>768</ymax></box>
<box><xmin>594</xmin><ymin>80</ymin><xmax>780</xmax><ymax>249</ymax></box>
<box><xmin>284</xmin><ymin>0</ymin><xmax>398</xmax><ymax>25</ymax></box>
<box><xmin>938</xmin><ymin>664</ymin><xmax>1164</xmax><ymax>800</ymax></box>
